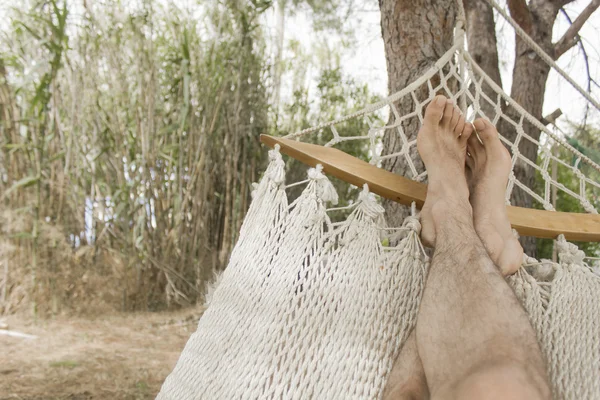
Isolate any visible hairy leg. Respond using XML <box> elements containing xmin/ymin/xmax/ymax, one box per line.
<box><xmin>416</xmin><ymin>95</ymin><xmax>550</xmax><ymax>400</ymax></box>
<box><xmin>383</xmin><ymin>331</ymin><xmax>429</xmax><ymax>400</ymax></box>
<box><xmin>383</xmin><ymin>96</ymin><xmax>471</xmax><ymax>400</ymax></box>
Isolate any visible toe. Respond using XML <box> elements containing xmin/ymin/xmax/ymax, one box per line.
<box><xmin>498</xmin><ymin>237</ymin><xmax>523</xmax><ymax>277</ymax></box>
<box><xmin>473</xmin><ymin>118</ymin><xmax>498</xmax><ymax>144</ymax></box>
<box><xmin>473</xmin><ymin>118</ymin><xmax>511</xmax><ymax>162</ymax></box>
<box><xmin>467</xmin><ymin>129</ymin><xmax>483</xmax><ymax>152</ymax></box>
<box><xmin>461</xmin><ymin>122</ymin><xmax>474</xmax><ymax>142</ymax></box>
<box><xmin>424</xmin><ymin>95</ymin><xmax>446</xmax><ymax>124</ymax></box>
<box><xmin>451</xmin><ymin>105</ymin><xmax>462</xmax><ymax>131</ymax></box>
<box><xmin>441</xmin><ymin>100</ymin><xmax>455</xmax><ymax>128</ymax></box>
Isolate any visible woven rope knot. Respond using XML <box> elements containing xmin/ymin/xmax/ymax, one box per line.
<box><xmin>307</xmin><ymin>163</ymin><xmax>325</xmax><ymax>179</ymax></box>
<box><xmin>415</xmin><ymin>174</ymin><xmax>427</xmax><ymax>183</ymax></box>
<box><xmin>581</xmin><ymin>199</ymin><xmax>596</xmax><ymax>214</ymax></box>
<box><xmin>357</xmin><ymin>184</ymin><xmax>384</xmax><ymax>219</ymax></box>
<box><xmin>402</xmin><ymin>216</ymin><xmax>421</xmax><ymax>234</ymax></box>
<box><xmin>531</xmin><ymin>259</ymin><xmax>556</xmax><ymax>281</ymax></box>
<box><xmin>308</xmin><ymin>164</ymin><xmax>338</xmax><ymax>205</ymax></box>
<box><xmin>266</xmin><ymin>144</ymin><xmax>286</xmax><ymax>185</ymax></box>
<box><xmin>556</xmin><ymin>234</ymin><xmax>586</xmax><ymax>266</ymax></box>
<box><xmin>542</xmin><ymin>203</ymin><xmax>554</xmax><ymax>211</ymax></box>
<box><xmin>520</xmin><ymin>254</ymin><xmax>556</xmax><ymax>281</ymax></box>
<box><xmin>269</xmin><ymin>144</ymin><xmax>281</xmax><ymax>159</ymax></box>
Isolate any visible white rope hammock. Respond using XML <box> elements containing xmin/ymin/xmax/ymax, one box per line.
<box><xmin>285</xmin><ymin>36</ymin><xmax>600</xmax><ymax>214</ymax></box>
<box><xmin>158</xmin><ymin>1</ymin><xmax>600</xmax><ymax>398</ymax></box>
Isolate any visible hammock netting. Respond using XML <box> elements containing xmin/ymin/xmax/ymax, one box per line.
<box><xmin>157</xmin><ymin>13</ymin><xmax>600</xmax><ymax>400</ymax></box>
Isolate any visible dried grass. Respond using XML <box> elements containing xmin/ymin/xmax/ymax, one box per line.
<box><xmin>0</xmin><ymin>0</ymin><xmax>269</xmax><ymax>316</ymax></box>
<box><xmin>0</xmin><ymin>211</ymin><xmax>151</xmax><ymax>316</ymax></box>
<box><xmin>0</xmin><ymin>309</ymin><xmax>201</xmax><ymax>399</ymax></box>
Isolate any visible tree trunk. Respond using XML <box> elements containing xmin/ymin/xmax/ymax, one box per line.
<box><xmin>381</xmin><ymin>0</ymin><xmax>568</xmax><ymax>257</ymax></box>
<box><xmin>503</xmin><ymin>46</ymin><xmax>553</xmax><ymax>255</ymax></box>
<box><xmin>378</xmin><ymin>0</ymin><xmax>457</xmax><ymax>228</ymax></box>
<box><xmin>503</xmin><ymin>2</ymin><xmax>557</xmax><ymax>207</ymax></box>
<box><xmin>463</xmin><ymin>0</ymin><xmax>502</xmax><ymax>119</ymax></box>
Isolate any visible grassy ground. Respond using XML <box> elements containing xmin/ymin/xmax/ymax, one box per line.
<box><xmin>0</xmin><ymin>309</ymin><xmax>202</xmax><ymax>399</ymax></box>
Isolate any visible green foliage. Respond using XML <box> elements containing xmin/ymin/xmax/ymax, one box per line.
<box><xmin>3</xmin><ymin>175</ymin><xmax>39</xmax><ymax>198</ymax></box>
<box><xmin>278</xmin><ymin>64</ymin><xmax>382</xmax><ymax>218</ymax></box>
<box><xmin>535</xmin><ymin>125</ymin><xmax>600</xmax><ymax>261</ymax></box>
<box><xmin>291</xmin><ymin>0</ymin><xmax>357</xmax><ymax>34</ymax></box>
<box><xmin>0</xmin><ymin>0</ymin><xmax>272</xmax><ymax>313</ymax></box>
<box><xmin>0</xmin><ymin>0</ymin><xmax>381</xmax><ymax>314</ymax></box>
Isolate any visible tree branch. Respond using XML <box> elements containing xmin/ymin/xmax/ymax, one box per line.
<box><xmin>551</xmin><ymin>0</ymin><xmax>580</xmax><ymax>8</ymax></box>
<box><xmin>507</xmin><ymin>0</ymin><xmax>533</xmax><ymax>34</ymax></box>
<box><xmin>557</xmin><ymin>8</ymin><xmax>593</xmax><ymax>124</ymax></box>
<box><xmin>554</xmin><ymin>0</ymin><xmax>600</xmax><ymax>59</ymax></box>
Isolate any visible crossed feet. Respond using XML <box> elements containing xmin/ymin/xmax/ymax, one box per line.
<box><xmin>418</xmin><ymin>94</ymin><xmax>523</xmax><ymax>276</ymax></box>
<box><xmin>383</xmin><ymin>95</ymin><xmax>523</xmax><ymax>400</ymax></box>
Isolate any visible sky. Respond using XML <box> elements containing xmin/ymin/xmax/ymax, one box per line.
<box><xmin>1</xmin><ymin>0</ymin><xmax>598</xmax><ymax>127</ymax></box>
<box><xmin>268</xmin><ymin>0</ymin><xmax>600</xmax><ymax>128</ymax></box>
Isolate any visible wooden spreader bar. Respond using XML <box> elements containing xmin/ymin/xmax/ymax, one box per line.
<box><xmin>261</xmin><ymin>135</ymin><xmax>600</xmax><ymax>242</ymax></box>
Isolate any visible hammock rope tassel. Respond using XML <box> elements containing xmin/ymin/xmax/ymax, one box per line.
<box><xmin>158</xmin><ymin>1</ymin><xmax>600</xmax><ymax>395</ymax></box>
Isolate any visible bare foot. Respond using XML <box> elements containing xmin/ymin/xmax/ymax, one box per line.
<box><xmin>465</xmin><ymin>119</ymin><xmax>523</xmax><ymax>276</ymax></box>
<box><xmin>417</xmin><ymin>95</ymin><xmax>474</xmax><ymax>246</ymax></box>
<box><xmin>383</xmin><ymin>332</ymin><xmax>429</xmax><ymax>400</ymax></box>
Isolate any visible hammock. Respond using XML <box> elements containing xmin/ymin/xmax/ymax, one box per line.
<box><xmin>158</xmin><ymin>1</ymin><xmax>600</xmax><ymax>399</ymax></box>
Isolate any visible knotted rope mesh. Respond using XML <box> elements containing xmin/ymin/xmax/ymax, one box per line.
<box><xmin>286</xmin><ymin>41</ymin><xmax>600</xmax><ymax>215</ymax></box>
<box><xmin>158</xmin><ymin>150</ymin><xmax>430</xmax><ymax>399</ymax></box>
<box><xmin>158</xmin><ymin>140</ymin><xmax>599</xmax><ymax>400</ymax></box>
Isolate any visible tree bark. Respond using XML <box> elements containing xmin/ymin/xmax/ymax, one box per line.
<box><xmin>463</xmin><ymin>0</ymin><xmax>502</xmax><ymax>118</ymax></box>
<box><xmin>378</xmin><ymin>0</ymin><xmax>456</xmax><ymax>228</ymax></box>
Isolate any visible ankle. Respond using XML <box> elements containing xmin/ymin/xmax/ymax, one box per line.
<box><xmin>430</xmin><ymin>198</ymin><xmax>473</xmax><ymax>228</ymax></box>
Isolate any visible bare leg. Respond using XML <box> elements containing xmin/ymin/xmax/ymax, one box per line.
<box><xmin>385</xmin><ymin>103</ymin><xmax>533</xmax><ymax>400</ymax></box>
<box><xmin>384</xmin><ymin>100</ymin><xmax>472</xmax><ymax>400</ymax></box>
<box><xmin>416</xmin><ymin>95</ymin><xmax>550</xmax><ymax>399</ymax></box>
<box><xmin>383</xmin><ymin>331</ymin><xmax>429</xmax><ymax>400</ymax></box>
<box><xmin>384</xmin><ymin>99</ymin><xmax>471</xmax><ymax>400</ymax></box>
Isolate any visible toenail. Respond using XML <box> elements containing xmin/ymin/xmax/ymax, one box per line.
<box><xmin>476</xmin><ymin>132</ymin><xmax>484</xmax><ymax>145</ymax></box>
